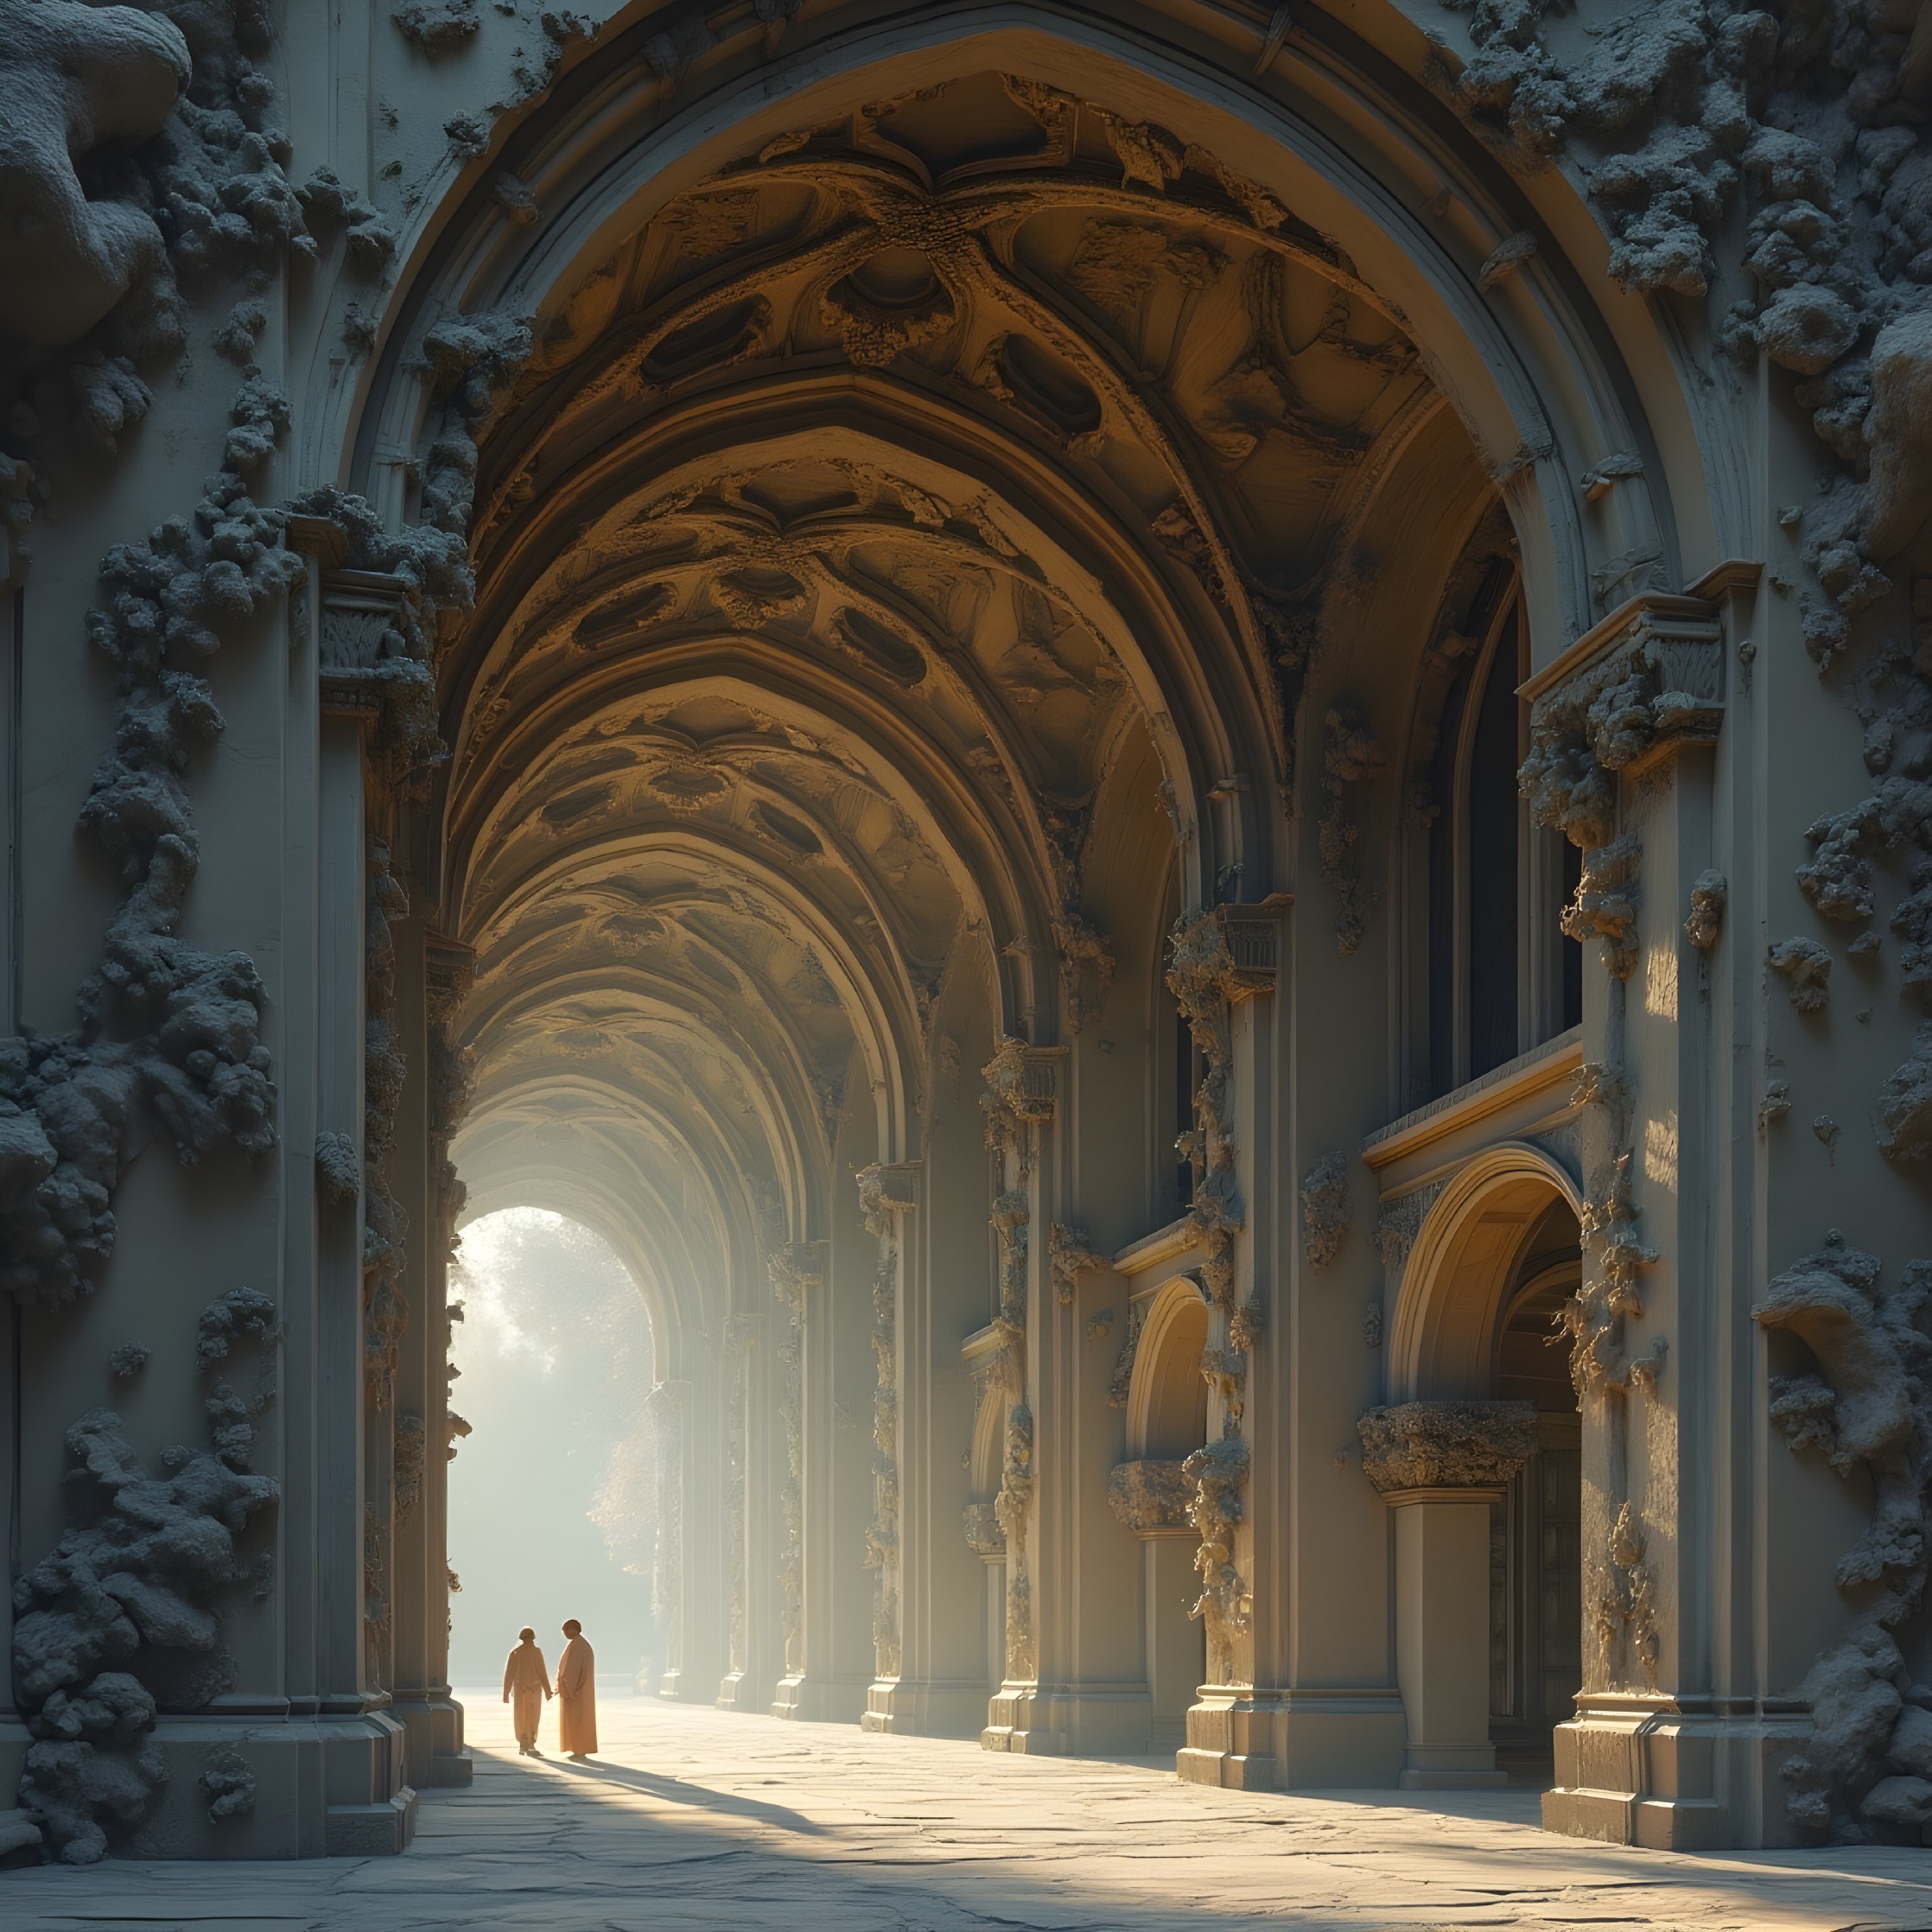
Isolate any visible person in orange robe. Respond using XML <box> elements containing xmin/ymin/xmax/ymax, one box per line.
<box><xmin>502</xmin><ymin>1626</ymin><xmax>552</xmax><ymax>1757</ymax></box>
<box><xmin>555</xmin><ymin>1618</ymin><xmax>597</xmax><ymax>1760</ymax></box>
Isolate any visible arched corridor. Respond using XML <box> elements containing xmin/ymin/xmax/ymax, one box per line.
<box><xmin>406</xmin><ymin>49</ymin><xmax>1558</xmax><ymax>1762</ymax></box>
<box><xmin>4</xmin><ymin>0</ymin><xmax>1929</xmax><ymax>1877</ymax></box>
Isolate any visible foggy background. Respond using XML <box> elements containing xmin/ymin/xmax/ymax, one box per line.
<box><xmin>446</xmin><ymin>1207</ymin><xmax>659</xmax><ymax>1688</ymax></box>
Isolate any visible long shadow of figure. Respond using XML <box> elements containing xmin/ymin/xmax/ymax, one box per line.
<box><xmin>540</xmin><ymin>1754</ymin><xmax>826</xmax><ymax>1837</ymax></box>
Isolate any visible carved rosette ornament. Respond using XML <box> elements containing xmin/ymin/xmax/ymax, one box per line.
<box><xmin>1356</xmin><ymin>1401</ymin><xmax>1541</xmax><ymax>1495</ymax></box>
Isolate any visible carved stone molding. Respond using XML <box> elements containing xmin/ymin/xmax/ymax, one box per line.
<box><xmin>1357</xmin><ymin>1400</ymin><xmax>1540</xmax><ymax>1495</ymax></box>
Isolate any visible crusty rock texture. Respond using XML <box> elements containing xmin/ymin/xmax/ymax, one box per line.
<box><xmin>1300</xmin><ymin>1150</ymin><xmax>1351</xmax><ymax>1268</ymax></box>
<box><xmin>1468</xmin><ymin>0</ymin><xmax>1932</xmax><ymax>1147</ymax></box>
<box><xmin>11</xmin><ymin>1293</ymin><xmax>280</xmax><ymax>1863</ymax></box>
<box><xmin>1755</xmin><ymin>1234</ymin><xmax>1932</xmax><ymax>1841</ymax></box>
<box><xmin>0</xmin><ymin>3</ymin><xmax>189</xmax><ymax>348</ymax></box>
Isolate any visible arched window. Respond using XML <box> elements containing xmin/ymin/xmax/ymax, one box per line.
<box><xmin>1428</xmin><ymin>581</ymin><xmax>1580</xmax><ymax>1098</ymax></box>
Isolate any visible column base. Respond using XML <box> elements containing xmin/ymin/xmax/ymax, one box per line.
<box><xmin>980</xmin><ymin>1683</ymin><xmax>1153</xmax><ymax>1755</ymax></box>
<box><xmin>771</xmin><ymin>1673</ymin><xmax>868</xmax><ymax>1724</ymax></box>
<box><xmin>862</xmin><ymin>1676</ymin><xmax>990</xmax><ymax>1737</ymax></box>
<box><xmin>1545</xmin><ymin>1697</ymin><xmax>1812</xmax><ymax>1849</ymax></box>
<box><xmin>391</xmin><ymin>1688</ymin><xmax>472</xmax><ymax>1788</ymax></box>
<box><xmin>1178</xmin><ymin>1687</ymin><xmax>1407</xmax><ymax>1789</ymax></box>
<box><xmin>0</xmin><ymin>1710</ymin><xmax>423</xmax><ymax>1860</ymax></box>
<box><xmin>717</xmin><ymin>1669</ymin><xmax>777</xmax><ymax>1713</ymax></box>
<box><xmin>1401</xmin><ymin>1738</ymin><xmax>1507</xmax><ymax>1788</ymax></box>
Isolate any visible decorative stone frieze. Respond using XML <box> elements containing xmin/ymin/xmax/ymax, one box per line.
<box><xmin>1356</xmin><ymin>1401</ymin><xmax>1540</xmax><ymax>1494</ymax></box>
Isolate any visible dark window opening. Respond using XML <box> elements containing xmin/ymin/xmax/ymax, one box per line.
<box><xmin>1466</xmin><ymin>606</ymin><xmax>1522</xmax><ymax>1080</ymax></box>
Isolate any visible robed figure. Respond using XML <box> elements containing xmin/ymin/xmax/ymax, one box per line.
<box><xmin>502</xmin><ymin>1628</ymin><xmax>552</xmax><ymax>1756</ymax></box>
<box><xmin>556</xmin><ymin>1619</ymin><xmax>597</xmax><ymax>1759</ymax></box>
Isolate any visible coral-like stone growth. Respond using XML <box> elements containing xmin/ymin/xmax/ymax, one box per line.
<box><xmin>1047</xmin><ymin>1223</ymin><xmax>1105</xmax><ymax>1306</ymax></box>
<box><xmin>0</xmin><ymin>3</ymin><xmax>188</xmax><ymax>347</ymax></box>
<box><xmin>1878</xmin><ymin>1025</ymin><xmax>1932</xmax><ymax>1162</ymax></box>
<box><xmin>13</xmin><ymin>1293</ymin><xmax>280</xmax><ymax>1862</ymax></box>
<box><xmin>391</xmin><ymin>0</ymin><xmax>479</xmax><ymax>53</ymax></box>
<box><xmin>1770</xmin><ymin>936</ymin><xmax>1834</xmax><ymax>1012</ymax></box>
<box><xmin>1684</xmin><ymin>869</ymin><xmax>1728</xmax><ymax>950</ymax></box>
<box><xmin>1300</xmin><ymin>1150</ymin><xmax>1350</xmax><ymax>1268</ymax></box>
<box><xmin>1755</xmin><ymin>1234</ymin><xmax>1932</xmax><ymax>1840</ymax></box>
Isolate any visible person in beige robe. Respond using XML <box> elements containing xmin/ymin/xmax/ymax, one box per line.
<box><xmin>502</xmin><ymin>1627</ymin><xmax>551</xmax><ymax>1756</ymax></box>
<box><xmin>555</xmin><ymin>1619</ymin><xmax>596</xmax><ymax>1760</ymax></box>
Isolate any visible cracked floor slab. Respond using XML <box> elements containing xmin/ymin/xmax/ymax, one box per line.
<box><xmin>5</xmin><ymin>1695</ymin><xmax>1932</xmax><ymax>1932</ymax></box>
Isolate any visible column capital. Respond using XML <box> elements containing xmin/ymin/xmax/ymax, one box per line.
<box><xmin>1357</xmin><ymin>1400</ymin><xmax>1539</xmax><ymax>1495</ymax></box>
<box><xmin>1519</xmin><ymin>589</ymin><xmax>1727</xmax><ymax>779</ymax></box>
<box><xmin>855</xmin><ymin>1160</ymin><xmax>920</xmax><ymax>1236</ymax></box>
<box><xmin>1213</xmin><ymin>893</ymin><xmax>1293</xmax><ymax>1000</ymax></box>
<box><xmin>1105</xmin><ymin>1459</ymin><xmax>1194</xmax><ymax>1539</ymax></box>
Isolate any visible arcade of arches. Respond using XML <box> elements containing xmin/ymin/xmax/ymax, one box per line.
<box><xmin>3</xmin><ymin>0</ymin><xmax>1930</xmax><ymax>1873</ymax></box>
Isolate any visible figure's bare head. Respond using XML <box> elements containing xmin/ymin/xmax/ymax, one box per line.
<box><xmin>562</xmin><ymin>1618</ymin><xmax>582</xmax><ymax>1636</ymax></box>
<box><xmin>518</xmin><ymin>1626</ymin><xmax>536</xmax><ymax>1643</ymax></box>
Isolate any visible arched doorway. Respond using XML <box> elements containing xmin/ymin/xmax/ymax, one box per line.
<box><xmin>1116</xmin><ymin>1276</ymin><xmax>1211</xmax><ymax>1747</ymax></box>
<box><xmin>1486</xmin><ymin>1215</ymin><xmax>1583</xmax><ymax>1783</ymax></box>
<box><xmin>1377</xmin><ymin>1151</ymin><xmax>1584</xmax><ymax>1788</ymax></box>
<box><xmin>315</xmin><ymin>0</ymin><xmax>1698</xmax><ymax>1822</ymax></box>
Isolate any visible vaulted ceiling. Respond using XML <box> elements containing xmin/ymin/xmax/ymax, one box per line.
<box><xmin>443</xmin><ymin>68</ymin><xmax>1451</xmax><ymax>1344</ymax></box>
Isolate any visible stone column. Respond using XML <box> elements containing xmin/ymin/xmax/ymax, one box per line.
<box><xmin>1519</xmin><ymin>582</ymin><xmax>1797</xmax><ymax>1846</ymax></box>
<box><xmin>648</xmin><ymin>1378</ymin><xmax>691</xmax><ymax>1697</ymax></box>
<box><xmin>774</xmin><ymin>1187</ymin><xmax>873</xmax><ymax>1722</ymax></box>
<box><xmin>857</xmin><ymin>1161</ymin><xmax>931</xmax><ymax>1732</ymax></box>
<box><xmin>387</xmin><ymin>896</ymin><xmax>433</xmax><ymax>1781</ymax></box>
<box><xmin>1357</xmin><ymin>1401</ymin><xmax>1540</xmax><ymax>1787</ymax></box>
<box><xmin>308</xmin><ymin>550</ymin><xmax>414</xmax><ymax>1852</ymax></box>
<box><xmin>1107</xmin><ymin>1460</ymin><xmax>1202</xmax><ymax>1748</ymax></box>
<box><xmin>417</xmin><ymin>933</ymin><xmax>473</xmax><ymax>1784</ymax></box>
<box><xmin>717</xmin><ymin>1312</ymin><xmax>780</xmax><ymax>1713</ymax></box>
<box><xmin>766</xmin><ymin>1242</ymin><xmax>822</xmax><ymax>1716</ymax></box>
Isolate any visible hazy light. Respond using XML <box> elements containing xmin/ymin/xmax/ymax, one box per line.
<box><xmin>447</xmin><ymin>1206</ymin><xmax>659</xmax><ymax>1688</ymax></box>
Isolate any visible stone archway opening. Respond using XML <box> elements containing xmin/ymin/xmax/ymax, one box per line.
<box><xmin>394</xmin><ymin>48</ymin><xmax>1509</xmax><ymax>1750</ymax></box>
<box><xmin>441</xmin><ymin>1206</ymin><xmax>661</xmax><ymax>1697</ymax></box>
<box><xmin>1115</xmin><ymin>1276</ymin><xmax>1212</xmax><ymax>1748</ymax></box>
<box><xmin>1368</xmin><ymin>1161</ymin><xmax>1583</xmax><ymax>1790</ymax></box>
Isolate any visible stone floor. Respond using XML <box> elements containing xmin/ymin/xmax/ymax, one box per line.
<box><xmin>6</xmin><ymin>1693</ymin><xmax>1932</xmax><ymax>1931</ymax></box>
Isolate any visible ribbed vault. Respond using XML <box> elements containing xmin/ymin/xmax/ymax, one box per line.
<box><xmin>433</xmin><ymin>68</ymin><xmax>1460</xmax><ymax>1351</ymax></box>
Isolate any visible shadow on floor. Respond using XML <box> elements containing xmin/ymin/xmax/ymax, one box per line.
<box><xmin>534</xmin><ymin>1752</ymin><xmax>826</xmax><ymax>1837</ymax></box>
